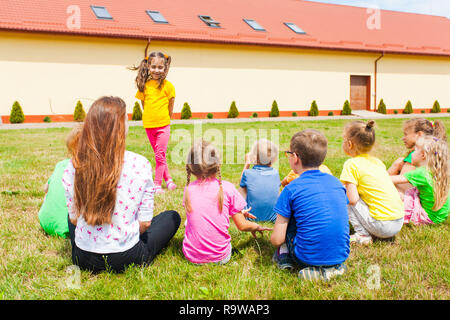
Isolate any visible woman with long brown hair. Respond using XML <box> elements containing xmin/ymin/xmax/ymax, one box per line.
<box><xmin>63</xmin><ymin>96</ymin><xmax>180</xmax><ymax>273</ymax></box>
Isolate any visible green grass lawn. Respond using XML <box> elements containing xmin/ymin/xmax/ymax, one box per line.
<box><xmin>0</xmin><ymin>118</ymin><xmax>449</xmax><ymax>300</ymax></box>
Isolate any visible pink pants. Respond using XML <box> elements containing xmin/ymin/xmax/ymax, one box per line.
<box><xmin>403</xmin><ymin>188</ymin><xmax>434</xmax><ymax>225</ymax></box>
<box><xmin>145</xmin><ymin>125</ymin><xmax>172</xmax><ymax>186</ymax></box>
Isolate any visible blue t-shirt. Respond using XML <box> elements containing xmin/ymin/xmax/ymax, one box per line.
<box><xmin>273</xmin><ymin>170</ymin><xmax>350</xmax><ymax>266</ymax></box>
<box><xmin>240</xmin><ymin>165</ymin><xmax>280</xmax><ymax>222</ymax></box>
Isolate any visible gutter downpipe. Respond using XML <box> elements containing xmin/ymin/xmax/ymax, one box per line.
<box><xmin>374</xmin><ymin>52</ymin><xmax>384</xmax><ymax>111</ymax></box>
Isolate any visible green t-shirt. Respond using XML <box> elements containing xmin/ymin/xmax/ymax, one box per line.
<box><xmin>38</xmin><ymin>159</ymin><xmax>70</xmax><ymax>238</ymax></box>
<box><xmin>403</xmin><ymin>151</ymin><xmax>414</xmax><ymax>164</ymax></box>
<box><xmin>404</xmin><ymin>166</ymin><xmax>449</xmax><ymax>224</ymax></box>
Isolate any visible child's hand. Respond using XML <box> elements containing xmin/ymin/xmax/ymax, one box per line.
<box><xmin>242</xmin><ymin>207</ymin><xmax>257</xmax><ymax>220</ymax></box>
<box><xmin>251</xmin><ymin>224</ymin><xmax>273</xmax><ymax>238</ymax></box>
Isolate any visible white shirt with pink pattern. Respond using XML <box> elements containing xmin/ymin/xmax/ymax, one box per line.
<box><xmin>63</xmin><ymin>151</ymin><xmax>155</xmax><ymax>254</ymax></box>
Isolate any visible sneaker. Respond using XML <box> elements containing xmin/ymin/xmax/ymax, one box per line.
<box><xmin>350</xmin><ymin>233</ymin><xmax>373</xmax><ymax>245</ymax></box>
<box><xmin>166</xmin><ymin>180</ymin><xmax>177</xmax><ymax>191</ymax></box>
<box><xmin>153</xmin><ymin>185</ymin><xmax>165</xmax><ymax>194</ymax></box>
<box><xmin>272</xmin><ymin>250</ymin><xmax>294</xmax><ymax>270</ymax></box>
<box><xmin>322</xmin><ymin>263</ymin><xmax>347</xmax><ymax>281</ymax></box>
<box><xmin>298</xmin><ymin>267</ymin><xmax>325</xmax><ymax>281</ymax></box>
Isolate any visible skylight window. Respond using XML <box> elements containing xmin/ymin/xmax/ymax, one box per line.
<box><xmin>90</xmin><ymin>5</ymin><xmax>113</xmax><ymax>20</ymax></box>
<box><xmin>243</xmin><ymin>19</ymin><xmax>265</xmax><ymax>31</ymax></box>
<box><xmin>147</xmin><ymin>10</ymin><xmax>168</xmax><ymax>24</ymax></box>
<box><xmin>284</xmin><ymin>22</ymin><xmax>306</xmax><ymax>34</ymax></box>
<box><xmin>199</xmin><ymin>15</ymin><xmax>221</xmax><ymax>28</ymax></box>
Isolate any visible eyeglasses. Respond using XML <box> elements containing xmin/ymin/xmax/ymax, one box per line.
<box><xmin>284</xmin><ymin>150</ymin><xmax>296</xmax><ymax>157</ymax></box>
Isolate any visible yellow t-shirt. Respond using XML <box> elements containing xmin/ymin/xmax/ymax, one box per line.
<box><xmin>135</xmin><ymin>79</ymin><xmax>175</xmax><ymax>128</ymax></box>
<box><xmin>340</xmin><ymin>154</ymin><xmax>404</xmax><ymax>221</ymax></box>
<box><xmin>284</xmin><ymin>164</ymin><xmax>332</xmax><ymax>184</ymax></box>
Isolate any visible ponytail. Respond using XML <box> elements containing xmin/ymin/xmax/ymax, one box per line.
<box><xmin>217</xmin><ymin>166</ymin><xmax>224</xmax><ymax>213</ymax></box>
<box><xmin>185</xmin><ymin>165</ymin><xmax>193</xmax><ymax>214</ymax></box>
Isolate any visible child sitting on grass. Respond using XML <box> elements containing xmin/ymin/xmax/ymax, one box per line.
<box><xmin>38</xmin><ymin>125</ymin><xmax>82</xmax><ymax>238</ymax></box>
<box><xmin>239</xmin><ymin>139</ymin><xmax>280</xmax><ymax>222</ymax></box>
<box><xmin>271</xmin><ymin>129</ymin><xmax>350</xmax><ymax>281</ymax></box>
<box><xmin>391</xmin><ymin>135</ymin><xmax>449</xmax><ymax>225</ymax></box>
<box><xmin>183</xmin><ymin>140</ymin><xmax>272</xmax><ymax>265</ymax></box>
<box><xmin>340</xmin><ymin>120</ymin><xmax>404</xmax><ymax>245</ymax></box>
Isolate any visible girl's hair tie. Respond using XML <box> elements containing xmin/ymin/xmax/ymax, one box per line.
<box><xmin>144</xmin><ymin>56</ymin><xmax>149</xmax><ymax>61</ymax></box>
<box><xmin>164</xmin><ymin>54</ymin><xmax>168</xmax><ymax>59</ymax></box>
<box><xmin>429</xmin><ymin>120</ymin><xmax>435</xmax><ymax>128</ymax></box>
<box><xmin>433</xmin><ymin>137</ymin><xmax>439</xmax><ymax>142</ymax></box>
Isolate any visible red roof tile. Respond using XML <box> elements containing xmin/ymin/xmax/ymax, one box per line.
<box><xmin>0</xmin><ymin>0</ymin><xmax>449</xmax><ymax>56</ymax></box>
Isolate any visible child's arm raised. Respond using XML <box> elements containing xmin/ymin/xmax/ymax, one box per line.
<box><xmin>232</xmin><ymin>211</ymin><xmax>272</xmax><ymax>238</ymax></box>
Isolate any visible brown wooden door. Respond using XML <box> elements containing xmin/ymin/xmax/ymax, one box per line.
<box><xmin>350</xmin><ymin>76</ymin><xmax>370</xmax><ymax>110</ymax></box>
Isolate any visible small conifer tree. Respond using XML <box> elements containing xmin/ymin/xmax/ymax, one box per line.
<box><xmin>403</xmin><ymin>100</ymin><xmax>413</xmax><ymax>114</ymax></box>
<box><xmin>9</xmin><ymin>101</ymin><xmax>25</xmax><ymax>124</ymax></box>
<box><xmin>181</xmin><ymin>102</ymin><xmax>192</xmax><ymax>119</ymax></box>
<box><xmin>431</xmin><ymin>100</ymin><xmax>441</xmax><ymax>113</ymax></box>
<box><xmin>132</xmin><ymin>102</ymin><xmax>143</xmax><ymax>120</ymax></box>
<box><xmin>228</xmin><ymin>101</ymin><xmax>239</xmax><ymax>118</ymax></box>
<box><xmin>269</xmin><ymin>100</ymin><xmax>280</xmax><ymax>117</ymax></box>
<box><xmin>309</xmin><ymin>100</ymin><xmax>319</xmax><ymax>116</ymax></box>
<box><xmin>341</xmin><ymin>100</ymin><xmax>352</xmax><ymax>115</ymax></box>
<box><xmin>73</xmin><ymin>100</ymin><xmax>86</xmax><ymax>122</ymax></box>
<box><xmin>377</xmin><ymin>99</ymin><xmax>387</xmax><ymax>114</ymax></box>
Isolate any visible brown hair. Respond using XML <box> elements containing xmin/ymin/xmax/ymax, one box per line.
<box><xmin>129</xmin><ymin>41</ymin><xmax>172</xmax><ymax>92</ymax></box>
<box><xmin>416</xmin><ymin>136</ymin><xmax>449</xmax><ymax>211</ymax></box>
<box><xmin>66</xmin><ymin>124</ymin><xmax>83</xmax><ymax>158</ymax></box>
<box><xmin>72</xmin><ymin>96</ymin><xmax>127</xmax><ymax>226</ymax></box>
<box><xmin>249</xmin><ymin>139</ymin><xmax>279</xmax><ymax>166</ymax></box>
<box><xmin>403</xmin><ymin>118</ymin><xmax>447</xmax><ymax>141</ymax></box>
<box><xmin>344</xmin><ymin>120</ymin><xmax>376</xmax><ymax>154</ymax></box>
<box><xmin>185</xmin><ymin>140</ymin><xmax>223</xmax><ymax>213</ymax></box>
<box><xmin>290</xmin><ymin>129</ymin><xmax>328</xmax><ymax>168</ymax></box>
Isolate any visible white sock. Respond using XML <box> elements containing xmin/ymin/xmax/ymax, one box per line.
<box><xmin>278</xmin><ymin>243</ymin><xmax>289</xmax><ymax>255</ymax></box>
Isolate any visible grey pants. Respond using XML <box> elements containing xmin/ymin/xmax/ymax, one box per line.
<box><xmin>348</xmin><ymin>199</ymin><xmax>403</xmax><ymax>238</ymax></box>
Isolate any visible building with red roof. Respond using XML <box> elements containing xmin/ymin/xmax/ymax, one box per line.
<box><xmin>0</xmin><ymin>0</ymin><xmax>449</xmax><ymax>122</ymax></box>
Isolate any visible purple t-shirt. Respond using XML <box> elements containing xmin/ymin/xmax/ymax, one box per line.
<box><xmin>182</xmin><ymin>178</ymin><xmax>247</xmax><ymax>264</ymax></box>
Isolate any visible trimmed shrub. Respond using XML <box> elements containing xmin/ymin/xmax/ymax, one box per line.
<box><xmin>269</xmin><ymin>100</ymin><xmax>280</xmax><ymax>117</ymax></box>
<box><xmin>403</xmin><ymin>100</ymin><xmax>413</xmax><ymax>114</ymax></box>
<box><xmin>43</xmin><ymin>116</ymin><xmax>51</xmax><ymax>123</ymax></box>
<box><xmin>228</xmin><ymin>101</ymin><xmax>239</xmax><ymax>118</ymax></box>
<box><xmin>292</xmin><ymin>112</ymin><xmax>297</xmax><ymax>117</ymax></box>
<box><xmin>377</xmin><ymin>99</ymin><xmax>387</xmax><ymax>114</ymax></box>
<box><xmin>10</xmin><ymin>101</ymin><xmax>25</xmax><ymax>123</ymax></box>
<box><xmin>341</xmin><ymin>100</ymin><xmax>352</xmax><ymax>115</ymax></box>
<box><xmin>206</xmin><ymin>113</ymin><xmax>213</xmax><ymax>119</ymax></box>
<box><xmin>421</xmin><ymin>110</ymin><xmax>425</xmax><ymax>114</ymax></box>
<box><xmin>252</xmin><ymin>112</ymin><xmax>258</xmax><ymax>118</ymax></box>
<box><xmin>394</xmin><ymin>110</ymin><xmax>398</xmax><ymax>114</ymax></box>
<box><xmin>431</xmin><ymin>100</ymin><xmax>441</xmax><ymax>113</ymax></box>
<box><xmin>328</xmin><ymin>111</ymin><xmax>334</xmax><ymax>116</ymax></box>
<box><xmin>181</xmin><ymin>102</ymin><xmax>192</xmax><ymax>119</ymax></box>
<box><xmin>73</xmin><ymin>100</ymin><xmax>86</xmax><ymax>122</ymax></box>
<box><xmin>132</xmin><ymin>102</ymin><xmax>143</xmax><ymax>120</ymax></box>
<box><xmin>447</xmin><ymin>109</ymin><xmax>450</xmax><ymax>113</ymax></box>
<box><xmin>309</xmin><ymin>100</ymin><xmax>319</xmax><ymax>116</ymax></box>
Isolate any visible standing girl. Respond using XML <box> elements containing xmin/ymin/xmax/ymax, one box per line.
<box><xmin>63</xmin><ymin>96</ymin><xmax>181</xmax><ymax>273</ymax></box>
<box><xmin>391</xmin><ymin>136</ymin><xmax>449</xmax><ymax>225</ymax></box>
<box><xmin>131</xmin><ymin>43</ymin><xmax>176</xmax><ymax>194</ymax></box>
<box><xmin>388</xmin><ymin>118</ymin><xmax>447</xmax><ymax>177</ymax></box>
<box><xmin>340</xmin><ymin>120</ymin><xmax>404</xmax><ymax>245</ymax></box>
<box><xmin>183</xmin><ymin>140</ymin><xmax>272</xmax><ymax>265</ymax></box>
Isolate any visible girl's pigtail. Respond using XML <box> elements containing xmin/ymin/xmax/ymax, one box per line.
<box><xmin>432</xmin><ymin>120</ymin><xmax>447</xmax><ymax>142</ymax></box>
<box><xmin>425</xmin><ymin>138</ymin><xmax>449</xmax><ymax>211</ymax></box>
<box><xmin>217</xmin><ymin>166</ymin><xmax>224</xmax><ymax>213</ymax></box>
<box><xmin>185</xmin><ymin>165</ymin><xmax>192</xmax><ymax>213</ymax></box>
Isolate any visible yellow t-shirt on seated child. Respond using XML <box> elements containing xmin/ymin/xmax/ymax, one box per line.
<box><xmin>284</xmin><ymin>164</ymin><xmax>332</xmax><ymax>184</ymax></box>
<box><xmin>340</xmin><ymin>154</ymin><xmax>404</xmax><ymax>221</ymax></box>
<box><xmin>136</xmin><ymin>79</ymin><xmax>175</xmax><ymax>129</ymax></box>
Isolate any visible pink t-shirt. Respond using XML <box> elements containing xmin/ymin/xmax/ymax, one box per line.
<box><xmin>182</xmin><ymin>178</ymin><xmax>247</xmax><ymax>264</ymax></box>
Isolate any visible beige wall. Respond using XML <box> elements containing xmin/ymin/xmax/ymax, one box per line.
<box><xmin>1</xmin><ymin>31</ymin><xmax>449</xmax><ymax>117</ymax></box>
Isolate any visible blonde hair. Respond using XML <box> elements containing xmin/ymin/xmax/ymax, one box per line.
<box><xmin>403</xmin><ymin>118</ymin><xmax>447</xmax><ymax>141</ymax></box>
<box><xmin>416</xmin><ymin>136</ymin><xmax>449</xmax><ymax>211</ymax></box>
<box><xmin>66</xmin><ymin>124</ymin><xmax>83</xmax><ymax>158</ymax></box>
<box><xmin>344</xmin><ymin>120</ymin><xmax>376</xmax><ymax>154</ymax></box>
<box><xmin>185</xmin><ymin>140</ymin><xmax>223</xmax><ymax>213</ymax></box>
<box><xmin>249</xmin><ymin>139</ymin><xmax>279</xmax><ymax>166</ymax></box>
